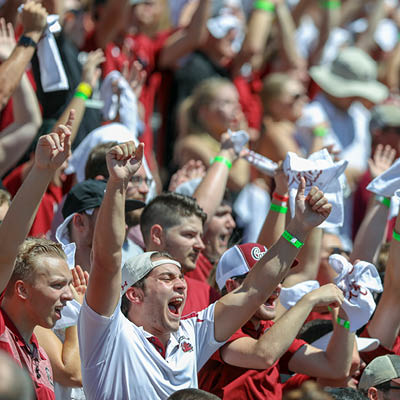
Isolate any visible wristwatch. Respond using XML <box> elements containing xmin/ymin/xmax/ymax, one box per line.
<box><xmin>17</xmin><ymin>35</ymin><xmax>38</xmax><ymax>49</ymax></box>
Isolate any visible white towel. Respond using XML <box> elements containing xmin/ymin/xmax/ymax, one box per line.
<box><xmin>37</xmin><ymin>15</ymin><xmax>69</xmax><ymax>92</ymax></box>
<box><xmin>55</xmin><ymin>213</ymin><xmax>76</xmax><ymax>270</ymax></box>
<box><xmin>330</xmin><ymin>254</ymin><xmax>383</xmax><ymax>332</ymax></box>
<box><xmin>100</xmin><ymin>70</ymin><xmax>140</xmax><ymax>138</ymax></box>
<box><xmin>279</xmin><ymin>280</ymin><xmax>321</xmax><ymax>310</ymax></box>
<box><xmin>283</xmin><ymin>149</ymin><xmax>348</xmax><ymax>229</ymax></box>
<box><xmin>367</xmin><ymin>157</ymin><xmax>400</xmax><ymax>197</ymax></box>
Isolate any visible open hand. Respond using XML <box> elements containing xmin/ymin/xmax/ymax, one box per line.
<box><xmin>168</xmin><ymin>159</ymin><xmax>205</xmax><ymax>192</ymax></box>
<box><xmin>106</xmin><ymin>141</ymin><xmax>144</xmax><ymax>182</ymax></box>
<box><xmin>294</xmin><ymin>177</ymin><xmax>332</xmax><ymax>231</ymax></box>
<box><xmin>81</xmin><ymin>49</ymin><xmax>105</xmax><ymax>88</ymax></box>
<box><xmin>368</xmin><ymin>144</ymin><xmax>396</xmax><ymax>179</ymax></box>
<box><xmin>71</xmin><ymin>265</ymin><xmax>89</xmax><ymax>305</ymax></box>
<box><xmin>0</xmin><ymin>19</ymin><xmax>16</xmax><ymax>62</ymax></box>
<box><xmin>35</xmin><ymin>110</ymin><xmax>74</xmax><ymax>171</ymax></box>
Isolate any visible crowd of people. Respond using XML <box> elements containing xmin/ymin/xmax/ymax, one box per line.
<box><xmin>2</xmin><ymin>0</ymin><xmax>400</xmax><ymax>399</ymax></box>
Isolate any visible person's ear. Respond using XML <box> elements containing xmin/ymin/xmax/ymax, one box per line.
<box><xmin>15</xmin><ymin>280</ymin><xmax>29</xmax><ymax>300</ymax></box>
<box><xmin>72</xmin><ymin>213</ymin><xmax>86</xmax><ymax>232</ymax></box>
<box><xmin>150</xmin><ymin>224</ymin><xmax>164</xmax><ymax>246</ymax></box>
<box><xmin>367</xmin><ymin>387</ymin><xmax>379</xmax><ymax>400</ymax></box>
<box><xmin>225</xmin><ymin>278</ymin><xmax>239</xmax><ymax>293</ymax></box>
<box><xmin>125</xmin><ymin>286</ymin><xmax>144</xmax><ymax>304</ymax></box>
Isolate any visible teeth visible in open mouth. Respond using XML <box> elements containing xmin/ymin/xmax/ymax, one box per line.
<box><xmin>168</xmin><ymin>298</ymin><xmax>183</xmax><ymax>315</ymax></box>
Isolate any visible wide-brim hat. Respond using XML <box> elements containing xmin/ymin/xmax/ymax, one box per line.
<box><xmin>309</xmin><ymin>47</ymin><xmax>388</xmax><ymax>104</ymax></box>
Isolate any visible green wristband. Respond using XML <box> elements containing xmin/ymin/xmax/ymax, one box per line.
<box><xmin>213</xmin><ymin>156</ymin><xmax>232</xmax><ymax>169</ymax></box>
<box><xmin>282</xmin><ymin>230</ymin><xmax>304</xmax><ymax>249</ymax></box>
<box><xmin>253</xmin><ymin>0</ymin><xmax>275</xmax><ymax>12</ymax></box>
<box><xmin>270</xmin><ymin>203</ymin><xmax>288</xmax><ymax>214</ymax></box>
<box><xmin>337</xmin><ymin>316</ymin><xmax>350</xmax><ymax>330</ymax></box>
<box><xmin>74</xmin><ymin>91</ymin><xmax>89</xmax><ymax>101</ymax></box>
<box><xmin>393</xmin><ymin>229</ymin><xmax>400</xmax><ymax>242</ymax></box>
<box><xmin>313</xmin><ymin>126</ymin><xmax>328</xmax><ymax>137</ymax></box>
<box><xmin>319</xmin><ymin>0</ymin><xmax>341</xmax><ymax>9</ymax></box>
<box><xmin>376</xmin><ymin>195</ymin><xmax>391</xmax><ymax>208</ymax></box>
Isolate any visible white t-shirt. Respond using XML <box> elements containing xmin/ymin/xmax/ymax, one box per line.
<box><xmin>78</xmin><ymin>299</ymin><xmax>223</xmax><ymax>400</ymax></box>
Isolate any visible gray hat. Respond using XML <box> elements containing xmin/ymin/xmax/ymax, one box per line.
<box><xmin>121</xmin><ymin>252</ymin><xmax>181</xmax><ymax>295</ymax></box>
<box><xmin>370</xmin><ymin>104</ymin><xmax>400</xmax><ymax>129</ymax></box>
<box><xmin>309</xmin><ymin>47</ymin><xmax>388</xmax><ymax>104</ymax></box>
<box><xmin>359</xmin><ymin>355</ymin><xmax>400</xmax><ymax>390</ymax></box>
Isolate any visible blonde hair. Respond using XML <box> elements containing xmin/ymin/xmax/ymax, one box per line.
<box><xmin>261</xmin><ymin>72</ymin><xmax>293</xmax><ymax>113</ymax></box>
<box><xmin>6</xmin><ymin>238</ymin><xmax>67</xmax><ymax>296</ymax></box>
<box><xmin>178</xmin><ymin>77</ymin><xmax>235</xmax><ymax>137</ymax></box>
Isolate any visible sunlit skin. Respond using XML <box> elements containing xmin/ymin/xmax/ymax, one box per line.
<box><xmin>368</xmin><ymin>379</ymin><xmax>400</xmax><ymax>400</ymax></box>
<box><xmin>126</xmin><ymin>164</ymin><xmax>149</xmax><ymax>227</ymax></box>
<box><xmin>161</xmin><ymin>215</ymin><xmax>205</xmax><ymax>273</ymax></box>
<box><xmin>203</xmin><ymin>205</ymin><xmax>236</xmax><ymax>264</ymax></box>
<box><xmin>199</xmin><ymin>83</ymin><xmax>243</xmax><ymax>138</ymax></box>
<box><xmin>126</xmin><ymin>262</ymin><xmax>187</xmax><ymax>347</ymax></box>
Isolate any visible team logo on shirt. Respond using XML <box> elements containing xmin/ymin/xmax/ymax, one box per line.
<box><xmin>178</xmin><ymin>336</ymin><xmax>193</xmax><ymax>353</ymax></box>
<box><xmin>251</xmin><ymin>247</ymin><xmax>266</xmax><ymax>261</ymax></box>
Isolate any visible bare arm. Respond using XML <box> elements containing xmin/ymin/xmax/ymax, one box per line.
<box><xmin>257</xmin><ymin>163</ymin><xmax>289</xmax><ymax>248</ymax></box>
<box><xmin>355</xmin><ymin>0</ymin><xmax>385</xmax><ymax>52</ymax></box>
<box><xmin>0</xmin><ymin>112</ymin><xmax>74</xmax><ymax>293</ymax></box>
<box><xmin>275</xmin><ymin>1</ymin><xmax>305</xmax><ymax>70</ymax></box>
<box><xmin>158</xmin><ymin>0</ymin><xmax>211</xmax><ymax>69</ymax></box>
<box><xmin>214</xmin><ymin>178</ymin><xmax>332</xmax><ymax>342</ymax></box>
<box><xmin>0</xmin><ymin>1</ymin><xmax>47</xmax><ymax>110</ymax></box>
<box><xmin>193</xmin><ymin>133</ymin><xmax>237</xmax><ymax>224</ymax></box>
<box><xmin>51</xmin><ymin>49</ymin><xmax>105</xmax><ymax>145</ymax></box>
<box><xmin>367</xmin><ymin>207</ymin><xmax>400</xmax><ymax>349</ymax></box>
<box><xmin>86</xmin><ymin>142</ymin><xmax>144</xmax><ymax>317</ymax></box>
<box><xmin>0</xmin><ymin>73</ymin><xmax>42</xmax><ymax>176</ymax></box>
<box><xmin>289</xmin><ymin>308</ymin><xmax>354</xmax><ymax>379</ymax></box>
<box><xmin>221</xmin><ymin>284</ymin><xmax>345</xmax><ymax>371</ymax></box>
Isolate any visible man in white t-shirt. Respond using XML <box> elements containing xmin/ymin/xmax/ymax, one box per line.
<box><xmin>78</xmin><ymin>141</ymin><xmax>333</xmax><ymax>400</ymax></box>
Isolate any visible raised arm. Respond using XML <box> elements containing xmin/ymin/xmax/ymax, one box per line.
<box><xmin>214</xmin><ymin>178</ymin><xmax>332</xmax><ymax>342</ymax></box>
<box><xmin>0</xmin><ymin>111</ymin><xmax>74</xmax><ymax>293</ymax></box>
<box><xmin>366</xmin><ymin>207</ymin><xmax>400</xmax><ymax>349</ymax></box>
<box><xmin>351</xmin><ymin>144</ymin><xmax>396</xmax><ymax>264</ymax></box>
<box><xmin>193</xmin><ymin>133</ymin><xmax>237</xmax><ymax>225</ymax></box>
<box><xmin>86</xmin><ymin>142</ymin><xmax>143</xmax><ymax>317</ymax></box>
<box><xmin>158</xmin><ymin>0</ymin><xmax>211</xmax><ymax>69</ymax></box>
<box><xmin>0</xmin><ymin>1</ymin><xmax>47</xmax><ymax>110</ymax></box>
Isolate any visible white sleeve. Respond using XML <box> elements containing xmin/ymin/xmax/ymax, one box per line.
<box><xmin>78</xmin><ymin>297</ymin><xmax>123</xmax><ymax>369</ymax></box>
<box><xmin>185</xmin><ymin>303</ymin><xmax>226</xmax><ymax>370</ymax></box>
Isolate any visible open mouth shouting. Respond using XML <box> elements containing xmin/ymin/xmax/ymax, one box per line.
<box><xmin>168</xmin><ymin>297</ymin><xmax>184</xmax><ymax>317</ymax></box>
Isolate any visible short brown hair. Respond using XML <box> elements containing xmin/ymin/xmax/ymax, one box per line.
<box><xmin>85</xmin><ymin>141</ymin><xmax>118</xmax><ymax>180</ymax></box>
<box><xmin>6</xmin><ymin>238</ymin><xmax>67</xmax><ymax>296</ymax></box>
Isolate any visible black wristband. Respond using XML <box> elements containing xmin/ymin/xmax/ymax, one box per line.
<box><xmin>17</xmin><ymin>35</ymin><xmax>38</xmax><ymax>49</ymax></box>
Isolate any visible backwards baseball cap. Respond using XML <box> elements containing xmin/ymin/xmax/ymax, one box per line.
<box><xmin>62</xmin><ymin>179</ymin><xmax>144</xmax><ymax>219</ymax></box>
<box><xmin>359</xmin><ymin>355</ymin><xmax>400</xmax><ymax>390</ymax></box>
<box><xmin>312</xmin><ymin>332</ymin><xmax>380</xmax><ymax>353</ymax></box>
<box><xmin>121</xmin><ymin>251</ymin><xmax>182</xmax><ymax>295</ymax></box>
<box><xmin>216</xmin><ymin>243</ymin><xmax>300</xmax><ymax>291</ymax></box>
<box><xmin>216</xmin><ymin>243</ymin><xmax>268</xmax><ymax>291</ymax></box>
<box><xmin>309</xmin><ymin>47</ymin><xmax>388</xmax><ymax>104</ymax></box>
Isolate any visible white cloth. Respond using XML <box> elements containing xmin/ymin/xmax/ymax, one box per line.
<box><xmin>100</xmin><ymin>71</ymin><xmax>140</xmax><ymax>139</ymax></box>
<box><xmin>64</xmin><ymin>123</ymin><xmax>156</xmax><ymax>203</ymax></box>
<box><xmin>330</xmin><ymin>254</ymin><xmax>383</xmax><ymax>332</ymax></box>
<box><xmin>233</xmin><ymin>183</ymin><xmax>270</xmax><ymax>243</ymax></box>
<box><xmin>283</xmin><ymin>149</ymin><xmax>348</xmax><ymax>229</ymax></box>
<box><xmin>37</xmin><ymin>15</ymin><xmax>69</xmax><ymax>92</ymax></box>
<box><xmin>78</xmin><ymin>299</ymin><xmax>224</xmax><ymax>400</ymax></box>
<box><xmin>367</xmin><ymin>157</ymin><xmax>400</xmax><ymax>197</ymax></box>
<box><xmin>55</xmin><ymin>213</ymin><xmax>76</xmax><ymax>270</ymax></box>
<box><xmin>279</xmin><ymin>281</ymin><xmax>320</xmax><ymax>310</ymax></box>
<box><xmin>54</xmin><ymin>299</ymin><xmax>81</xmax><ymax>330</ymax></box>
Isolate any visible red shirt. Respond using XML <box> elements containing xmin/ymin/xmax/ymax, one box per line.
<box><xmin>182</xmin><ymin>276</ymin><xmax>220</xmax><ymax>316</ymax></box>
<box><xmin>199</xmin><ymin>320</ymin><xmax>306</xmax><ymax>399</ymax></box>
<box><xmin>3</xmin><ymin>163</ymin><xmax>74</xmax><ymax>238</ymax></box>
<box><xmin>186</xmin><ymin>252</ymin><xmax>214</xmax><ymax>283</ymax></box>
<box><xmin>0</xmin><ymin>305</ymin><xmax>54</xmax><ymax>399</ymax></box>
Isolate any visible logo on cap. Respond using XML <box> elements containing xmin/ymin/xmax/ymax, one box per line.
<box><xmin>251</xmin><ymin>247</ymin><xmax>266</xmax><ymax>260</ymax></box>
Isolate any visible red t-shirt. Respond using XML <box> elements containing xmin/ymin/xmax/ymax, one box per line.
<box><xmin>185</xmin><ymin>252</ymin><xmax>214</xmax><ymax>283</ymax></box>
<box><xmin>0</xmin><ymin>303</ymin><xmax>54</xmax><ymax>399</ymax></box>
<box><xmin>3</xmin><ymin>163</ymin><xmax>74</xmax><ymax>238</ymax></box>
<box><xmin>182</xmin><ymin>276</ymin><xmax>220</xmax><ymax>316</ymax></box>
<box><xmin>199</xmin><ymin>320</ymin><xmax>306</xmax><ymax>399</ymax></box>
